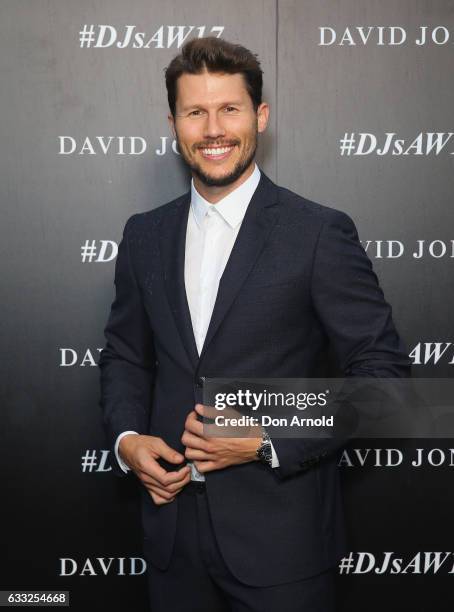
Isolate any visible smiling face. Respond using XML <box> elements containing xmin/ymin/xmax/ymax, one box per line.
<box><xmin>168</xmin><ymin>70</ymin><xmax>269</xmax><ymax>190</ymax></box>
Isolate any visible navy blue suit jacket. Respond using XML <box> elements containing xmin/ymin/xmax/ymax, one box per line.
<box><xmin>99</xmin><ymin>169</ymin><xmax>411</xmax><ymax>586</ymax></box>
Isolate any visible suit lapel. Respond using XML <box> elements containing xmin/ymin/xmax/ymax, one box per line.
<box><xmin>158</xmin><ymin>171</ymin><xmax>280</xmax><ymax>371</ymax></box>
<box><xmin>158</xmin><ymin>192</ymin><xmax>200</xmax><ymax>370</ymax></box>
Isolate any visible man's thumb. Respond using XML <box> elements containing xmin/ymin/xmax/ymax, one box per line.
<box><xmin>155</xmin><ymin>439</ymin><xmax>184</xmax><ymax>464</ymax></box>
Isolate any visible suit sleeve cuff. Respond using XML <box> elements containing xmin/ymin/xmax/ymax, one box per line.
<box><xmin>270</xmin><ymin>440</ymin><xmax>280</xmax><ymax>468</ymax></box>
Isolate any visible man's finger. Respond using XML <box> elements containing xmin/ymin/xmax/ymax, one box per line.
<box><xmin>184</xmin><ymin>447</ymin><xmax>217</xmax><ymax>461</ymax></box>
<box><xmin>153</xmin><ymin>438</ymin><xmax>186</xmax><ymax>464</ymax></box>
<box><xmin>181</xmin><ymin>430</ymin><xmax>209</xmax><ymax>450</ymax></box>
<box><xmin>140</xmin><ymin>468</ymin><xmax>190</xmax><ymax>490</ymax></box>
<box><xmin>148</xmin><ymin>479</ymin><xmax>188</xmax><ymax>498</ymax></box>
<box><xmin>184</xmin><ymin>411</ymin><xmax>205</xmax><ymax>436</ymax></box>
<box><xmin>194</xmin><ymin>403</ymin><xmax>219</xmax><ymax>420</ymax></box>
<box><xmin>139</xmin><ymin>458</ymin><xmax>190</xmax><ymax>486</ymax></box>
<box><xmin>148</xmin><ymin>481</ymin><xmax>184</xmax><ymax>500</ymax></box>
<box><xmin>147</xmin><ymin>488</ymin><xmax>175</xmax><ymax>505</ymax></box>
<box><xmin>148</xmin><ymin>485</ymin><xmax>175</xmax><ymax>500</ymax></box>
<box><xmin>194</xmin><ymin>460</ymin><xmax>217</xmax><ymax>474</ymax></box>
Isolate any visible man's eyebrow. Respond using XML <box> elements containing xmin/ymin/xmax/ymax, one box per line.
<box><xmin>180</xmin><ymin>101</ymin><xmax>245</xmax><ymax>111</ymax></box>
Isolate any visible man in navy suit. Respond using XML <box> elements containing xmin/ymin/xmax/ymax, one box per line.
<box><xmin>99</xmin><ymin>36</ymin><xmax>410</xmax><ymax>611</ymax></box>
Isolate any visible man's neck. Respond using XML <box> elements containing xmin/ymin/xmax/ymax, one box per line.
<box><xmin>192</xmin><ymin>162</ymin><xmax>256</xmax><ymax>204</ymax></box>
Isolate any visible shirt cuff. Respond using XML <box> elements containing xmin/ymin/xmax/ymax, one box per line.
<box><xmin>114</xmin><ymin>431</ymin><xmax>138</xmax><ymax>473</ymax></box>
<box><xmin>270</xmin><ymin>440</ymin><xmax>280</xmax><ymax>468</ymax></box>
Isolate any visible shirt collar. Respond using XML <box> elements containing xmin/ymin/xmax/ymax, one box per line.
<box><xmin>190</xmin><ymin>163</ymin><xmax>261</xmax><ymax>229</ymax></box>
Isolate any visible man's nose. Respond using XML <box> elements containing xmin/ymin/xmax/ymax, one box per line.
<box><xmin>203</xmin><ymin>111</ymin><xmax>226</xmax><ymax>139</ymax></box>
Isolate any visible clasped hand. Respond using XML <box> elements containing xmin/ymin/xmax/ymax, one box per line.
<box><xmin>119</xmin><ymin>404</ymin><xmax>261</xmax><ymax>506</ymax></box>
<box><xmin>182</xmin><ymin>403</ymin><xmax>262</xmax><ymax>474</ymax></box>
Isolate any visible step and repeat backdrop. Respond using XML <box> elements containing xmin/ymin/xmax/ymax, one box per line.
<box><xmin>2</xmin><ymin>1</ymin><xmax>453</xmax><ymax>610</ymax></box>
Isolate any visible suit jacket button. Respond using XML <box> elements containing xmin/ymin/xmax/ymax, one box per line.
<box><xmin>196</xmin><ymin>376</ymin><xmax>205</xmax><ymax>388</ymax></box>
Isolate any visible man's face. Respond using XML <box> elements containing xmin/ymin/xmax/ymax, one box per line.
<box><xmin>168</xmin><ymin>70</ymin><xmax>269</xmax><ymax>187</ymax></box>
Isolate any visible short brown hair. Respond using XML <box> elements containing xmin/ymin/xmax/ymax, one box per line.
<box><xmin>165</xmin><ymin>36</ymin><xmax>263</xmax><ymax>117</ymax></box>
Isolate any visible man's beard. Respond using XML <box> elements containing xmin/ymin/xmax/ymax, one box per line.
<box><xmin>176</xmin><ymin>129</ymin><xmax>258</xmax><ymax>187</ymax></box>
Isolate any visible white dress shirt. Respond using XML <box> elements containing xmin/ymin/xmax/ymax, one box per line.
<box><xmin>115</xmin><ymin>163</ymin><xmax>279</xmax><ymax>477</ymax></box>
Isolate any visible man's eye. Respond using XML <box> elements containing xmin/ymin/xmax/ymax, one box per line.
<box><xmin>225</xmin><ymin>106</ymin><xmax>238</xmax><ymax>112</ymax></box>
<box><xmin>189</xmin><ymin>110</ymin><xmax>203</xmax><ymax>117</ymax></box>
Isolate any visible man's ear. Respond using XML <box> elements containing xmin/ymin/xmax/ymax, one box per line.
<box><xmin>168</xmin><ymin>113</ymin><xmax>176</xmax><ymax>139</ymax></box>
<box><xmin>256</xmin><ymin>102</ymin><xmax>270</xmax><ymax>134</ymax></box>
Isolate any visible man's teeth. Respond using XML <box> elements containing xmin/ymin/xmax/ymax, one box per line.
<box><xmin>201</xmin><ymin>146</ymin><xmax>234</xmax><ymax>155</ymax></box>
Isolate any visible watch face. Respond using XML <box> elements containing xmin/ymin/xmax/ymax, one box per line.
<box><xmin>259</xmin><ymin>442</ymin><xmax>272</xmax><ymax>465</ymax></box>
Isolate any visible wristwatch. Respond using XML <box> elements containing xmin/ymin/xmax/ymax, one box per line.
<box><xmin>256</xmin><ymin>428</ymin><xmax>273</xmax><ymax>467</ymax></box>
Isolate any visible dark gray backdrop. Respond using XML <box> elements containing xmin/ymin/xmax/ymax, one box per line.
<box><xmin>2</xmin><ymin>1</ymin><xmax>453</xmax><ymax>610</ymax></box>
